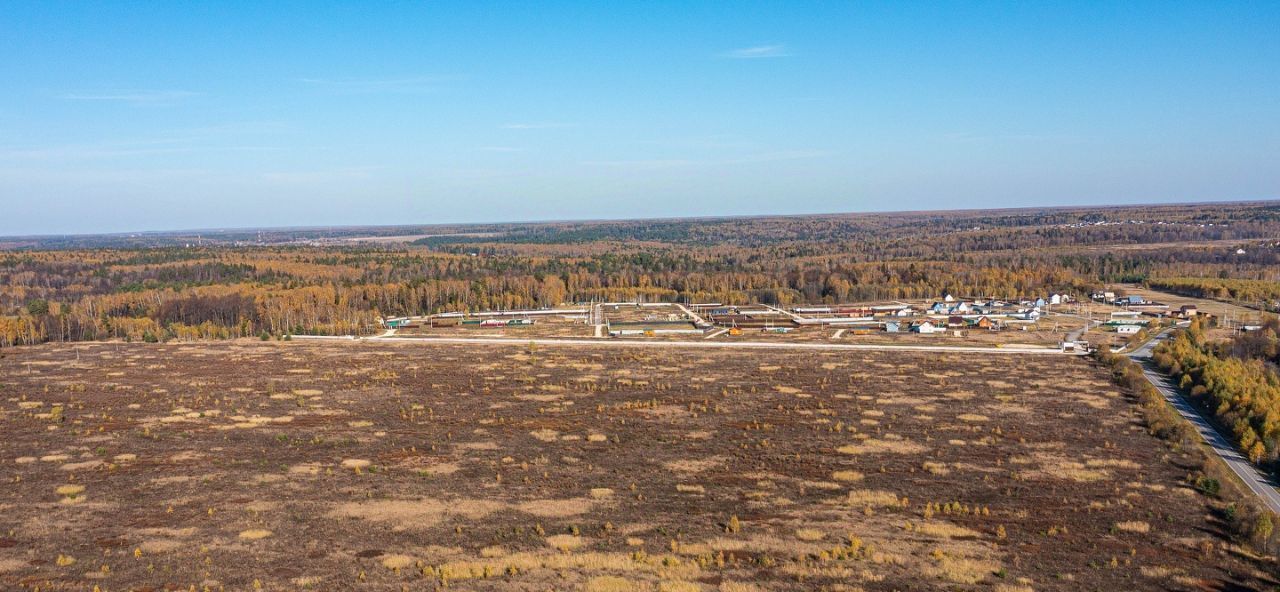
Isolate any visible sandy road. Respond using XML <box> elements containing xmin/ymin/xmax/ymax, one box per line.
<box><xmin>1128</xmin><ymin>331</ymin><xmax>1280</xmax><ymax>514</ymax></box>
<box><xmin>673</xmin><ymin>302</ymin><xmax>711</xmax><ymax>328</ymax></box>
<box><xmin>297</xmin><ymin>334</ymin><xmax>1078</xmax><ymax>355</ymax></box>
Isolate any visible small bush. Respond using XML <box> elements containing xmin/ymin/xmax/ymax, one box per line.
<box><xmin>1194</xmin><ymin>475</ymin><xmax>1221</xmax><ymax>497</ymax></box>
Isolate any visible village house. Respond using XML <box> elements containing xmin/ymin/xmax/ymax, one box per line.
<box><xmin>912</xmin><ymin>320</ymin><xmax>944</xmax><ymax>334</ymax></box>
<box><xmin>1008</xmin><ymin>309</ymin><xmax>1041</xmax><ymax>321</ymax></box>
<box><xmin>967</xmin><ymin>316</ymin><xmax>995</xmax><ymax>330</ymax></box>
<box><xmin>1107</xmin><ymin>310</ymin><xmax>1147</xmax><ymax>326</ymax></box>
<box><xmin>870</xmin><ymin>304</ymin><xmax>912</xmax><ymax>315</ymax></box>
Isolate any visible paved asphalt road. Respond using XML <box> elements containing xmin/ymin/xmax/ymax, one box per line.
<box><xmin>1129</xmin><ymin>331</ymin><xmax>1280</xmax><ymax>514</ymax></box>
<box><xmin>297</xmin><ymin>334</ymin><xmax>1079</xmax><ymax>355</ymax></box>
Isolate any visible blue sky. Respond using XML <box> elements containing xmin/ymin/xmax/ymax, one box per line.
<box><xmin>1</xmin><ymin>1</ymin><xmax>1278</xmax><ymax>235</ymax></box>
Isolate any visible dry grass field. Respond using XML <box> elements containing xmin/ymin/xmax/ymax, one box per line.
<box><xmin>0</xmin><ymin>341</ymin><xmax>1274</xmax><ymax>591</ymax></box>
<box><xmin>1112</xmin><ymin>284</ymin><xmax>1264</xmax><ymax>322</ymax></box>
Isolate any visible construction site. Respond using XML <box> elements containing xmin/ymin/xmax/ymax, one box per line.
<box><xmin>374</xmin><ymin>291</ymin><xmax>1193</xmax><ymax>352</ymax></box>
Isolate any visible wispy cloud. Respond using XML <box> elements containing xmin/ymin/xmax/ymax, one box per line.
<box><xmin>501</xmin><ymin>122</ymin><xmax>577</xmax><ymax>130</ymax></box>
<box><xmin>169</xmin><ymin>120</ymin><xmax>291</xmax><ymax>136</ymax></box>
<box><xmin>296</xmin><ymin>76</ymin><xmax>448</xmax><ymax>94</ymax></box>
<box><xmin>0</xmin><ymin>124</ymin><xmax>291</xmax><ymax>162</ymax></box>
<box><xmin>0</xmin><ymin>166</ymin><xmax>212</xmax><ymax>185</ymax></box>
<box><xmin>0</xmin><ymin>142</ymin><xmax>283</xmax><ymax>161</ymax></box>
<box><xmin>583</xmin><ymin>150</ymin><xmax>830</xmax><ymax>170</ymax></box>
<box><xmin>0</xmin><ymin>144</ymin><xmax>191</xmax><ymax>161</ymax></box>
<box><xmin>644</xmin><ymin>134</ymin><xmax>763</xmax><ymax>151</ymax></box>
<box><xmin>718</xmin><ymin>44</ymin><xmax>791</xmax><ymax>59</ymax></box>
<box><xmin>581</xmin><ymin>158</ymin><xmax>696</xmax><ymax>170</ymax></box>
<box><xmin>939</xmin><ymin>131</ymin><xmax>1084</xmax><ymax>143</ymax></box>
<box><xmin>261</xmin><ymin>166</ymin><xmax>384</xmax><ymax>184</ymax></box>
<box><xmin>59</xmin><ymin>90</ymin><xmax>200</xmax><ymax>104</ymax></box>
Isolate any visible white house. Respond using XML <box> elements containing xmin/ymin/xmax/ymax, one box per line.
<box><xmin>912</xmin><ymin>321</ymin><xmax>945</xmax><ymax>334</ymax></box>
<box><xmin>1009</xmin><ymin>309</ymin><xmax>1041</xmax><ymax>320</ymax></box>
<box><xmin>1117</xmin><ymin>325</ymin><xmax>1141</xmax><ymax>335</ymax></box>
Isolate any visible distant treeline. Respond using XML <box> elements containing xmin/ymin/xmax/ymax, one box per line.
<box><xmin>1148</xmin><ymin>278</ymin><xmax>1280</xmax><ymax>309</ymax></box>
<box><xmin>2</xmin><ymin>202</ymin><xmax>1279</xmax><ymax>347</ymax></box>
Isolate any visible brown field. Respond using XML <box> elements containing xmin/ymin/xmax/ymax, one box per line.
<box><xmin>828</xmin><ymin>325</ymin><xmax>1064</xmax><ymax>347</ymax></box>
<box><xmin>0</xmin><ymin>341</ymin><xmax>1273</xmax><ymax>591</ymax></box>
<box><xmin>398</xmin><ymin>319</ymin><xmax>593</xmax><ymax>340</ymax></box>
<box><xmin>1112</xmin><ymin>283</ymin><xmax>1264</xmax><ymax>322</ymax></box>
<box><xmin>398</xmin><ymin>314</ymin><xmax>1073</xmax><ymax>347</ymax></box>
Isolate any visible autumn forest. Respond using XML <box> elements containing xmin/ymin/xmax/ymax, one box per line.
<box><xmin>2</xmin><ymin>201</ymin><xmax>1279</xmax><ymax>347</ymax></box>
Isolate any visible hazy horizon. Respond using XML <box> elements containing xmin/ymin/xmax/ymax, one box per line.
<box><xmin>2</xmin><ymin>196</ymin><xmax>1276</xmax><ymax>240</ymax></box>
<box><xmin>3</xmin><ymin>2</ymin><xmax>1278</xmax><ymax>235</ymax></box>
